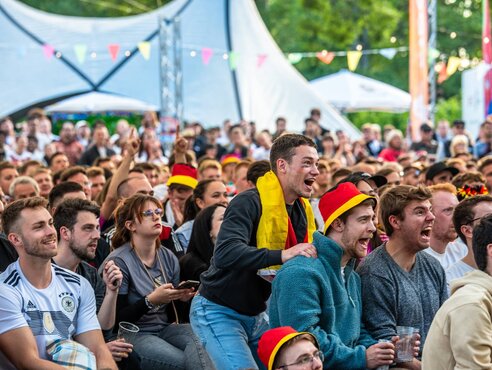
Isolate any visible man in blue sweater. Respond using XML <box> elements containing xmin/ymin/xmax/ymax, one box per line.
<box><xmin>270</xmin><ymin>182</ymin><xmax>395</xmax><ymax>369</ymax></box>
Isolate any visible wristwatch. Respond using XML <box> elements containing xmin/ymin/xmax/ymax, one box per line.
<box><xmin>145</xmin><ymin>295</ymin><xmax>160</xmax><ymax>311</ymax></box>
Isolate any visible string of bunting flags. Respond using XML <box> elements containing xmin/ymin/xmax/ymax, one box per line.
<box><xmin>34</xmin><ymin>41</ymin><xmax>477</xmax><ymax>78</ymax></box>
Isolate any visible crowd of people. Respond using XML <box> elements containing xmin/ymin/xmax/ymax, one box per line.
<box><xmin>0</xmin><ymin>106</ymin><xmax>491</xmax><ymax>369</ymax></box>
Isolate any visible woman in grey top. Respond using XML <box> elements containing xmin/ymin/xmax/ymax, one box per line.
<box><xmin>104</xmin><ymin>194</ymin><xmax>213</xmax><ymax>370</ymax></box>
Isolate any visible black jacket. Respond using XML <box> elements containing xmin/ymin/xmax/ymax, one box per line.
<box><xmin>199</xmin><ymin>188</ymin><xmax>308</xmax><ymax>316</ymax></box>
<box><xmin>78</xmin><ymin>145</ymin><xmax>116</xmax><ymax>166</ymax></box>
<box><xmin>0</xmin><ymin>235</ymin><xmax>17</xmax><ymax>273</ymax></box>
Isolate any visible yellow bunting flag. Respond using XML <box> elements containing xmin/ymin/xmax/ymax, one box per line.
<box><xmin>347</xmin><ymin>51</ymin><xmax>362</xmax><ymax>71</ymax></box>
<box><xmin>138</xmin><ymin>42</ymin><xmax>151</xmax><ymax>60</ymax></box>
<box><xmin>446</xmin><ymin>56</ymin><xmax>461</xmax><ymax>76</ymax></box>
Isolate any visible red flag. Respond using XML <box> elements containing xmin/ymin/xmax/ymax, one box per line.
<box><xmin>483</xmin><ymin>0</ymin><xmax>492</xmax><ymax>115</ymax></box>
<box><xmin>316</xmin><ymin>51</ymin><xmax>335</xmax><ymax>65</ymax></box>
<box><xmin>201</xmin><ymin>47</ymin><xmax>213</xmax><ymax>65</ymax></box>
<box><xmin>108</xmin><ymin>44</ymin><xmax>120</xmax><ymax>61</ymax></box>
<box><xmin>409</xmin><ymin>0</ymin><xmax>429</xmax><ymax>141</ymax></box>
<box><xmin>437</xmin><ymin>61</ymin><xmax>448</xmax><ymax>84</ymax></box>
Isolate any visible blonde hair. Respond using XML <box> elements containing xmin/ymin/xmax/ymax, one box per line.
<box><xmin>449</xmin><ymin>135</ymin><xmax>469</xmax><ymax>157</ymax></box>
<box><xmin>428</xmin><ymin>183</ymin><xmax>457</xmax><ymax>195</ymax></box>
<box><xmin>385</xmin><ymin>129</ymin><xmax>403</xmax><ymax>146</ymax></box>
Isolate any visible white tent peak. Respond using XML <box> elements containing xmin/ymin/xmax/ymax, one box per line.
<box><xmin>1</xmin><ymin>0</ymin><xmax>360</xmax><ymax>137</ymax></box>
<box><xmin>310</xmin><ymin>69</ymin><xmax>411</xmax><ymax>113</ymax></box>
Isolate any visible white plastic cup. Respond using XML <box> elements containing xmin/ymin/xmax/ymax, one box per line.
<box><xmin>117</xmin><ymin>321</ymin><xmax>139</xmax><ymax>344</ymax></box>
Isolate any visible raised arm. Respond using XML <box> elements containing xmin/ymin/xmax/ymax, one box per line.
<box><xmin>172</xmin><ymin>125</ymin><xmax>188</xmax><ymax>165</ymax></box>
<box><xmin>100</xmin><ymin>130</ymin><xmax>140</xmax><ymax>220</ymax></box>
<box><xmin>97</xmin><ymin>260</ymin><xmax>123</xmax><ymax>330</ymax></box>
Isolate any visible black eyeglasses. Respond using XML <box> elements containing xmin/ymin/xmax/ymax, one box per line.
<box><xmin>277</xmin><ymin>350</ymin><xmax>324</xmax><ymax>369</ymax></box>
<box><xmin>141</xmin><ymin>208</ymin><xmax>163</xmax><ymax>218</ymax></box>
<box><xmin>466</xmin><ymin>214</ymin><xmax>492</xmax><ymax>225</ymax></box>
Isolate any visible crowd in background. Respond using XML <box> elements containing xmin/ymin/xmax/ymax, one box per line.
<box><xmin>0</xmin><ymin>106</ymin><xmax>491</xmax><ymax>370</ymax></box>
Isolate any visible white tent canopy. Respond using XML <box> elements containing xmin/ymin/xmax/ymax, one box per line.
<box><xmin>45</xmin><ymin>92</ymin><xmax>158</xmax><ymax>113</ymax></box>
<box><xmin>0</xmin><ymin>0</ymin><xmax>360</xmax><ymax>137</ymax></box>
<box><xmin>310</xmin><ymin>70</ymin><xmax>411</xmax><ymax>113</ymax></box>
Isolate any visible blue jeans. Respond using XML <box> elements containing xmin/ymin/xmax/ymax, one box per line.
<box><xmin>132</xmin><ymin>323</ymin><xmax>213</xmax><ymax>370</ymax></box>
<box><xmin>190</xmin><ymin>295</ymin><xmax>269</xmax><ymax>370</ymax></box>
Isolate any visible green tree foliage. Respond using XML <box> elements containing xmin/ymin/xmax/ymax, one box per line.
<box><xmin>19</xmin><ymin>0</ymin><xmax>169</xmax><ymax>17</ymax></box>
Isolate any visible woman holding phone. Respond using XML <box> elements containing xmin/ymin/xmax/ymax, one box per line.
<box><xmin>102</xmin><ymin>193</ymin><xmax>212</xmax><ymax>370</ymax></box>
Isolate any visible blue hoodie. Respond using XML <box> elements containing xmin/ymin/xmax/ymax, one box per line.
<box><xmin>269</xmin><ymin>231</ymin><xmax>376</xmax><ymax>369</ymax></box>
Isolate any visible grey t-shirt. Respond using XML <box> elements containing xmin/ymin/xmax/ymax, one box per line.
<box><xmin>102</xmin><ymin>243</ymin><xmax>180</xmax><ymax>334</ymax></box>
<box><xmin>357</xmin><ymin>245</ymin><xmax>448</xmax><ymax>352</ymax></box>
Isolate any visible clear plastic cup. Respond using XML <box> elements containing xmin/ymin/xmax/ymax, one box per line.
<box><xmin>376</xmin><ymin>339</ymin><xmax>391</xmax><ymax>370</ymax></box>
<box><xmin>396</xmin><ymin>326</ymin><xmax>416</xmax><ymax>363</ymax></box>
<box><xmin>117</xmin><ymin>321</ymin><xmax>139</xmax><ymax>344</ymax></box>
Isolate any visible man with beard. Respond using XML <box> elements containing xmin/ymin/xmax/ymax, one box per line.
<box><xmin>52</xmin><ymin>199</ymin><xmax>137</xmax><ymax>367</ymax></box>
<box><xmin>190</xmin><ymin>134</ymin><xmax>319</xmax><ymax>369</ymax></box>
<box><xmin>270</xmin><ymin>182</ymin><xmax>396</xmax><ymax>370</ymax></box>
<box><xmin>54</xmin><ymin>122</ymin><xmax>84</xmax><ymax>165</ymax></box>
<box><xmin>425</xmin><ymin>184</ymin><xmax>466</xmax><ymax>270</ymax></box>
<box><xmin>0</xmin><ymin>197</ymin><xmax>116</xmax><ymax>369</ymax></box>
<box><xmin>358</xmin><ymin>185</ymin><xmax>448</xmax><ymax>369</ymax></box>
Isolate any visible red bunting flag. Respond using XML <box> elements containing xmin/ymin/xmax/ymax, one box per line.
<box><xmin>202</xmin><ymin>48</ymin><xmax>213</xmax><ymax>65</ymax></box>
<box><xmin>316</xmin><ymin>50</ymin><xmax>335</xmax><ymax>64</ymax></box>
<box><xmin>257</xmin><ymin>54</ymin><xmax>268</xmax><ymax>68</ymax></box>
<box><xmin>43</xmin><ymin>44</ymin><xmax>54</xmax><ymax>60</ymax></box>
<box><xmin>437</xmin><ymin>61</ymin><xmax>448</xmax><ymax>84</ymax></box>
<box><xmin>108</xmin><ymin>44</ymin><xmax>120</xmax><ymax>61</ymax></box>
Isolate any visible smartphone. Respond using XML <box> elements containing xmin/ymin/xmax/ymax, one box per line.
<box><xmin>176</xmin><ymin>280</ymin><xmax>200</xmax><ymax>290</ymax></box>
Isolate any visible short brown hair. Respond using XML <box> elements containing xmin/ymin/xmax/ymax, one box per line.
<box><xmin>247</xmin><ymin>160</ymin><xmax>271</xmax><ymax>185</ymax></box>
<box><xmin>18</xmin><ymin>160</ymin><xmax>42</xmax><ymax>176</ymax></box>
<box><xmin>478</xmin><ymin>155</ymin><xmax>492</xmax><ymax>173</ymax></box>
<box><xmin>3</xmin><ymin>197</ymin><xmax>47</xmax><ymax>235</ymax></box>
<box><xmin>33</xmin><ymin>167</ymin><xmax>52</xmax><ymax>177</ymax></box>
<box><xmin>133</xmin><ymin>162</ymin><xmax>159</xmax><ymax>172</ymax></box>
<box><xmin>270</xmin><ymin>134</ymin><xmax>316</xmax><ymax>173</ymax></box>
<box><xmin>452</xmin><ymin>172</ymin><xmax>485</xmax><ymax>189</ymax></box>
<box><xmin>453</xmin><ymin>195</ymin><xmax>492</xmax><ymax>243</ymax></box>
<box><xmin>60</xmin><ymin>166</ymin><xmax>87</xmax><ymax>182</ymax></box>
<box><xmin>379</xmin><ymin>185</ymin><xmax>432</xmax><ymax>236</ymax></box>
<box><xmin>0</xmin><ymin>161</ymin><xmax>16</xmax><ymax>175</ymax></box>
<box><xmin>86</xmin><ymin>166</ymin><xmax>105</xmax><ymax>178</ymax></box>
<box><xmin>112</xmin><ymin>194</ymin><xmax>162</xmax><ymax>249</ymax></box>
